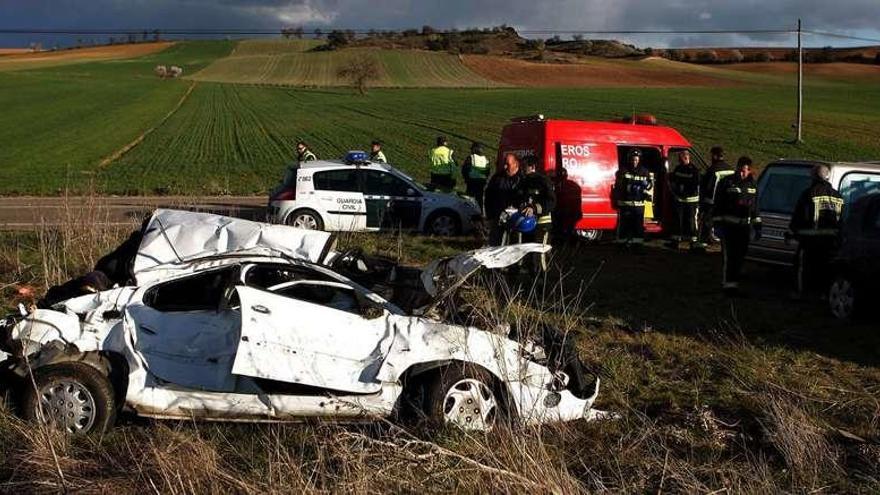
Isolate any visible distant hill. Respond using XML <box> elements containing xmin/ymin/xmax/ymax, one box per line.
<box><xmin>189</xmin><ymin>39</ymin><xmax>500</xmax><ymax>88</ymax></box>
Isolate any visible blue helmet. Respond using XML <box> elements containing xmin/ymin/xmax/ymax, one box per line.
<box><xmin>508</xmin><ymin>212</ymin><xmax>537</xmax><ymax>233</ymax></box>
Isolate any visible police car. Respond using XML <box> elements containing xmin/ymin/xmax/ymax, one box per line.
<box><xmin>268</xmin><ymin>151</ymin><xmax>482</xmax><ymax>236</ymax></box>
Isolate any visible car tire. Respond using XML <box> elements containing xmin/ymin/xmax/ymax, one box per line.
<box><xmin>21</xmin><ymin>362</ymin><xmax>116</xmax><ymax>435</ymax></box>
<box><xmin>425</xmin><ymin>210</ymin><xmax>461</xmax><ymax>236</ymax></box>
<box><xmin>286</xmin><ymin>209</ymin><xmax>324</xmax><ymax>231</ymax></box>
<box><xmin>425</xmin><ymin>364</ymin><xmax>507</xmax><ymax>431</ymax></box>
<box><xmin>829</xmin><ymin>275</ymin><xmax>858</xmax><ymax>320</ymax></box>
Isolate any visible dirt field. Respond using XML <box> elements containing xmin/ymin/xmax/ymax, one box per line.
<box><xmin>0</xmin><ymin>42</ymin><xmax>174</xmax><ymax>71</ymax></box>
<box><xmin>462</xmin><ymin>55</ymin><xmax>738</xmax><ymax>87</ymax></box>
<box><xmin>0</xmin><ymin>48</ymin><xmax>32</xmax><ymax>55</ymax></box>
<box><xmin>725</xmin><ymin>61</ymin><xmax>880</xmax><ymax>79</ymax></box>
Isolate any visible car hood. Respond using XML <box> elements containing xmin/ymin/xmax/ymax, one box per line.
<box><xmin>134</xmin><ymin>209</ymin><xmax>334</xmax><ymax>284</ymax></box>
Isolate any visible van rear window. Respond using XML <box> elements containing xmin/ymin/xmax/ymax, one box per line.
<box><xmin>757</xmin><ymin>165</ymin><xmax>812</xmax><ymax>215</ymax></box>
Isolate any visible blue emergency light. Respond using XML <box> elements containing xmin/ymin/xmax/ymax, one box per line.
<box><xmin>344</xmin><ymin>150</ymin><xmax>369</xmax><ymax>165</ymax></box>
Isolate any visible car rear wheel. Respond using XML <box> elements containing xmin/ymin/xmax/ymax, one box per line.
<box><xmin>286</xmin><ymin>209</ymin><xmax>324</xmax><ymax>231</ymax></box>
<box><xmin>426</xmin><ymin>365</ymin><xmax>504</xmax><ymax>431</ymax></box>
<box><xmin>576</xmin><ymin>229</ymin><xmax>604</xmax><ymax>242</ymax></box>
<box><xmin>829</xmin><ymin>276</ymin><xmax>857</xmax><ymax>320</ymax></box>
<box><xmin>426</xmin><ymin>211</ymin><xmax>461</xmax><ymax>236</ymax></box>
<box><xmin>21</xmin><ymin>362</ymin><xmax>116</xmax><ymax>435</ymax></box>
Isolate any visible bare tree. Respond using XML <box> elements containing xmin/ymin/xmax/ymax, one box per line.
<box><xmin>337</xmin><ymin>55</ymin><xmax>380</xmax><ymax>95</ymax></box>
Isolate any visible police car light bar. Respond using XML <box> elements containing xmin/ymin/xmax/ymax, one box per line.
<box><xmin>344</xmin><ymin>150</ymin><xmax>370</xmax><ymax>165</ymax></box>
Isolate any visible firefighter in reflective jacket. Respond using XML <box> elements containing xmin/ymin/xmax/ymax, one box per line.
<box><xmin>429</xmin><ymin>135</ymin><xmax>456</xmax><ymax>192</ymax></box>
<box><xmin>699</xmin><ymin>146</ymin><xmax>734</xmax><ymax>246</ymax></box>
<box><xmin>713</xmin><ymin>156</ymin><xmax>761</xmax><ymax>295</ymax></box>
<box><xmin>667</xmin><ymin>149</ymin><xmax>701</xmax><ymax>250</ymax></box>
<box><xmin>520</xmin><ymin>156</ymin><xmax>555</xmax><ymax>272</ymax></box>
<box><xmin>788</xmin><ymin>164</ymin><xmax>844</xmax><ymax>298</ymax></box>
<box><xmin>462</xmin><ymin>141</ymin><xmax>489</xmax><ymax>212</ymax></box>
<box><xmin>612</xmin><ymin>149</ymin><xmax>653</xmax><ymax>246</ymax></box>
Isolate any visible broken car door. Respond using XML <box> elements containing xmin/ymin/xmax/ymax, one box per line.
<box><xmin>127</xmin><ymin>266</ymin><xmax>243</xmax><ymax>392</ymax></box>
<box><xmin>233</xmin><ymin>283</ymin><xmax>394</xmax><ymax>394</ymax></box>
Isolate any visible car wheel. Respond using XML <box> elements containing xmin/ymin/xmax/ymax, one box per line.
<box><xmin>426</xmin><ymin>364</ymin><xmax>504</xmax><ymax>431</ymax></box>
<box><xmin>21</xmin><ymin>362</ymin><xmax>116</xmax><ymax>435</ymax></box>
<box><xmin>576</xmin><ymin>229</ymin><xmax>604</xmax><ymax>242</ymax></box>
<box><xmin>426</xmin><ymin>211</ymin><xmax>461</xmax><ymax>236</ymax></box>
<box><xmin>829</xmin><ymin>276</ymin><xmax>857</xmax><ymax>320</ymax></box>
<box><xmin>286</xmin><ymin>209</ymin><xmax>324</xmax><ymax>231</ymax></box>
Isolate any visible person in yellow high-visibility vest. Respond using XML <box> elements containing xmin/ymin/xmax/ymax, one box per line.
<box><xmin>461</xmin><ymin>141</ymin><xmax>489</xmax><ymax>212</ymax></box>
<box><xmin>429</xmin><ymin>136</ymin><xmax>456</xmax><ymax>192</ymax></box>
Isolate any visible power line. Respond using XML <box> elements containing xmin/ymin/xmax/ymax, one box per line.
<box><xmin>0</xmin><ymin>27</ymin><xmax>796</xmax><ymax>36</ymax></box>
<box><xmin>2</xmin><ymin>27</ymin><xmax>879</xmax><ymax>43</ymax></box>
<box><xmin>804</xmin><ymin>30</ymin><xmax>880</xmax><ymax>44</ymax></box>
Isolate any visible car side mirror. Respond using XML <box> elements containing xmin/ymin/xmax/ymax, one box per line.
<box><xmin>407</xmin><ymin>188</ymin><xmax>416</xmax><ymax>196</ymax></box>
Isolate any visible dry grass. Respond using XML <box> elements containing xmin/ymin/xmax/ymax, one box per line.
<box><xmin>1</xmin><ymin>196</ymin><xmax>879</xmax><ymax>493</ymax></box>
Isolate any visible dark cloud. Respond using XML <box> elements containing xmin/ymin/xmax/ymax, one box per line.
<box><xmin>1</xmin><ymin>0</ymin><xmax>878</xmax><ymax>47</ymax></box>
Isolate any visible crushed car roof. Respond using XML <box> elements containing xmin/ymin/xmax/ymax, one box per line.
<box><xmin>133</xmin><ymin>209</ymin><xmax>334</xmax><ymax>282</ymax></box>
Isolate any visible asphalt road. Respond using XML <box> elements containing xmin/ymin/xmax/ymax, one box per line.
<box><xmin>0</xmin><ymin>196</ymin><xmax>267</xmax><ymax>230</ymax></box>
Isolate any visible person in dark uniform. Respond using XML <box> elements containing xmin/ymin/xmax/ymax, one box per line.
<box><xmin>519</xmin><ymin>156</ymin><xmax>556</xmax><ymax>272</ymax></box>
<box><xmin>788</xmin><ymin>164</ymin><xmax>844</xmax><ymax>299</ymax></box>
<box><xmin>699</xmin><ymin>146</ymin><xmax>733</xmax><ymax>247</ymax></box>
<box><xmin>713</xmin><ymin>156</ymin><xmax>761</xmax><ymax>296</ymax></box>
<box><xmin>667</xmin><ymin>150</ymin><xmax>701</xmax><ymax>250</ymax></box>
<box><xmin>484</xmin><ymin>153</ymin><xmax>524</xmax><ymax>246</ymax></box>
<box><xmin>612</xmin><ymin>149</ymin><xmax>652</xmax><ymax>247</ymax></box>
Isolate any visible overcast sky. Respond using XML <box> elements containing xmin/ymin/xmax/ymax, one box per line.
<box><xmin>2</xmin><ymin>0</ymin><xmax>879</xmax><ymax>48</ymax></box>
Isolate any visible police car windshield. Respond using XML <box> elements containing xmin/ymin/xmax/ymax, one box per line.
<box><xmin>390</xmin><ymin>168</ymin><xmax>426</xmax><ymax>191</ymax></box>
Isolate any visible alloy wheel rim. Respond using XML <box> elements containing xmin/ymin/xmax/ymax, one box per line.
<box><xmin>442</xmin><ymin>378</ymin><xmax>497</xmax><ymax>431</ymax></box>
<box><xmin>39</xmin><ymin>380</ymin><xmax>97</xmax><ymax>433</ymax></box>
<box><xmin>293</xmin><ymin>214</ymin><xmax>318</xmax><ymax>230</ymax></box>
<box><xmin>432</xmin><ymin>216</ymin><xmax>455</xmax><ymax>236</ymax></box>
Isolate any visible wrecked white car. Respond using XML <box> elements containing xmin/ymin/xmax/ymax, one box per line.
<box><xmin>0</xmin><ymin>210</ymin><xmax>599</xmax><ymax>434</ymax></box>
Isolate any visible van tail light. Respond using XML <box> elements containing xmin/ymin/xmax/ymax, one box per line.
<box><xmin>273</xmin><ymin>188</ymin><xmax>296</xmax><ymax>201</ymax></box>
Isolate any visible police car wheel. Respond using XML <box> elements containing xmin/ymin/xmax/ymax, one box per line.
<box><xmin>829</xmin><ymin>276</ymin><xmax>856</xmax><ymax>320</ymax></box>
<box><xmin>286</xmin><ymin>209</ymin><xmax>324</xmax><ymax>231</ymax></box>
<box><xmin>426</xmin><ymin>211</ymin><xmax>461</xmax><ymax>236</ymax></box>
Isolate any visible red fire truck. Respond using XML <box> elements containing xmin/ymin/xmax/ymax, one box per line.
<box><xmin>497</xmin><ymin>114</ymin><xmax>702</xmax><ymax>240</ymax></box>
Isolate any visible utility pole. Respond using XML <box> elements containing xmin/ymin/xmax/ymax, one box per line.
<box><xmin>796</xmin><ymin>18</ymin><xmax>803</xmax><ymax>143</ymax></box>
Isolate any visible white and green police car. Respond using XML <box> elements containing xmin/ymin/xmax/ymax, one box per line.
<box><xmin>268</xmin><ymin>152</ymin><xmax>482</xmax><ymax>236</ymax></box>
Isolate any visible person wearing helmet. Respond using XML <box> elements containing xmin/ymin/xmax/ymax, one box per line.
<box><xmin>713</xmin><ymin>156</ymin><xmax>761</xmax><ymax>296</ymax></box>
<box><xmin>369</xmin><ymin>139</ymin><xmax>387</xmax><ymax>163</ymax></box>
<box><xmin>612</xmin><ymin>149</ymin><xmax>653</xmax><ymax>247</ymax></box>
<box><xmin>667</xmin><ymin>150</ymin><xmax>701</xmax><ymax>250</ymax></box>
<box><xmin>461</xmin><ymin>141</ymin><xmax>489</xmax><ymax>212</ymax></box>
<box><xmin>485</xmin><ymin>153</ymin><xmax>524</xmax><ymax>246</ymax></box>
<box><xmin>429</xmin><ymin>135</ymin><xmax>456</xmax><ymax>192</ymax></box>
<box><xmin>296</xmin><ymin>140</ymin><xmax>317</xmax><ymax>163</ymax></box>
<box><xmin>788</xmin><ymin>164</ymin><xmax>844</xmax><ymax>299</ymax></box>
<box><xmin>698</xmin><ymin>146</ymin><xmax>733</xmax><ymax>247</ymax></box>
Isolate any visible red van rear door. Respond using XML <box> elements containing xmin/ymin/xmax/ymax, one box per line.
<box><xmin>557</xmin><ymin>141</ymin><xmax>619</xmax><ymax>231</ymax></box>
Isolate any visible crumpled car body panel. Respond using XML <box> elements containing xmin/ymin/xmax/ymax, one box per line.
<box><xmin>1</xmin><ymin>210</ymin><xmax>601</xmax><ymax>428</ymax></box>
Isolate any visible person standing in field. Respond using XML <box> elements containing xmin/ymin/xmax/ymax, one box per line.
<box><xmin>369</xmin><ymin>139</ymin><xmax>387</xmax><ymax>163</ymax></box>
<box><xmin>699</xmin><ymin>146</ymin><xmax>733</xmax><ymax>247</ymax></box>
<box><xmin>612</xmin><ymin>149</ymin><xmax>652</xmax><ymax>247</ymax></box>
<box><xmin>296</xmin><ymin>141</ymin><xmax>317</xmax><ymax>163</ymax></box>
<box><xmin>429</xmin><ymin>136</ymin><xmax>456</xmax><ymax>192</ymax></box>
<box><xmin>667</xmin><ymin>150</ymin><xmax>701</xmax><ymax>250</ymax></box>
<box><xmin>461</xmin><ymin>142</ymin><xmax>489</xmax><ymax>212</ymax></box>
<box><xmin>485</xmin><ymin>153</ymin><xmax>524</xmax><ymax>246</ymax></box>
<box><xmin>787</xmin><ymin>164</ymin><xmax>844</xmax><ymax>299</ymax></box>
<box><xmin>713</xmin><ymin>156</ymin><xmax>761</xmax><ymax>296</ymax></box>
